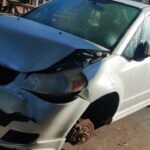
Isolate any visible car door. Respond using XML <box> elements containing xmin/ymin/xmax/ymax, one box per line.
<box><xmin>119</xmin><ymin>22</ymin><xmax>150</xmax><ymax>110</ymax></box>
<box><xmin>138</xmin><ymin>14</ymin><xmax>150</xmax><ymax>99</ymax></box>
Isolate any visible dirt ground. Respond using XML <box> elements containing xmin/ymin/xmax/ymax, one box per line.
<box><xmin>64</xmin><ymin>107</ymin><xmax>150</xmax><ymax>150</ymax></box>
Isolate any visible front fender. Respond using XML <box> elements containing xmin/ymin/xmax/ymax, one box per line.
<box><xmin>82</xmin><ymin>60</ymin><xmax>124</xmax><ymax>103</ymax></box>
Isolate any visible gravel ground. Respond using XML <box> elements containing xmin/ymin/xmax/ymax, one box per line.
<box><xmin>64</xmin><ymin>107</ymin><xmax>150</xmax><ymax>150</ymax></box>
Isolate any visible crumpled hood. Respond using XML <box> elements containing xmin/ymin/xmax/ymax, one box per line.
<box><xmin>0</xmin><ymin>16</ymin><xmax>103</xmax><ymax>72</ymax></box>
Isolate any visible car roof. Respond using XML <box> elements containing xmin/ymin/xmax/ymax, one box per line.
<box><xmin>113</xmin><ymin>0</ymin><xmax>149</xmax><ymax>9</ymax></box>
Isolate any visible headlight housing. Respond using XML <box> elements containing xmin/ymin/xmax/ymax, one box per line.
<box><xmin>22</xmin><ymin>68</ymin><xmax>87</xmax><ymax>103</ymax></box>
<box><xmin>23</xmin><ymin>72</ymin><xmax>69</xmax><ymax>95</ymax></box>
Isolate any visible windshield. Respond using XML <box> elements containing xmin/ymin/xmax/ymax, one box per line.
<box><xmin>24</xmin><ymin>0</ymin><xmax>140</xmax><ymax>50</ymax></box>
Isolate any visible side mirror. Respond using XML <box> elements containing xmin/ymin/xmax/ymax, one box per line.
<box><xmin>144</xmin><ymin>41</ymin><xmax>150</xmax><ymax>57</ymax></box>
<box><xmin>134</xmin><ymin>41</ymin><xmax>150</xmax><ymax>61</ymax></box>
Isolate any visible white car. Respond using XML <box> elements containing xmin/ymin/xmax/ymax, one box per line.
<box><xmin>0</xmin><ymin>0</ymin><xmax>150</xmax><ymax>149</ymax></box>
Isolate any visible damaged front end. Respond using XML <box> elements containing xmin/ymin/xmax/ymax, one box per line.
<box><xmin>0</xmin><ymin>16</ymin><xmax>109</xmax><ymax>150</ymax></box>
<box><xmin>0</xmin><ymin>60</ymin><xmax>89</xmax><ymax>150</ymax></box>
<box><xmin>0</xmin><ymin>49</ymin><xmax>108</xmax><ymax>149</ymax></box>
<box><xmin>22</xmin><ymin>49</ymin><xmax>108</xmax><ymax>103</ymax></box>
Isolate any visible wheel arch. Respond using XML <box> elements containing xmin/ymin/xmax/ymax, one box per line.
<box><xmin>81</xmin><ymin>92</ymin><xmax>120</xmax><ymax>129</ymax></box>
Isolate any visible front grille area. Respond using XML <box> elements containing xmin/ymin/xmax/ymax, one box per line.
<box><xmin>2</xmin><ymin>130</ymin><xmax>39</xmax><ymax>144</ymax></box>
<box><xmin>0</xmin><ymin>66</ymin><xmax>18</xmax><ymax>85</ymax></box>
<box><xmin>0</xmin><ymin>110</ymin><xmax>35</xmax><ymax>126</ymax></box>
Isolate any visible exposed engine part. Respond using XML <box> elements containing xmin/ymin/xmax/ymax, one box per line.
<box><xmin>38</xmin><ymin>49</ymin><xmax>109</xmax><ymax>74</ymax></box>
<box><xmin>66</xmin><ymin>119</ymin><xmax>94</xmax><ymax>145</ymax></box>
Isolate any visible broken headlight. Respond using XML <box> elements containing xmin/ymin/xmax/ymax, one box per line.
<box><xmin>22</xmin><ymin>69</ymin><xmax>87</xmax><ymax>103</ymax></box>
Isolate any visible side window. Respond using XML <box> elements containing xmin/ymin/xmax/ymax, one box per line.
<box><xmin>122</xmin><ymin>25</ymin><xmax>142</xmax><ymax>60</ymax></box>
<box><xmin>142</xmin><ymin>16</ymin><xmax>150</xmax><ymax>42</ymax></box>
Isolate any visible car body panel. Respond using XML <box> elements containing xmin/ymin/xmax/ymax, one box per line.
<box><xmin>1</xmin><ymin>0</ymin><xmax>150</xmax><ymax>150</ymax></box>
<box><xmin>0</xmin><ymin>16</ymin><xmax>107</xmax><ymax>72</ymax></box>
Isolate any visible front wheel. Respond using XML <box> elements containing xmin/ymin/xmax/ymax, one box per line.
<box><xmin>66</xmin><ymin>119</ymin><xmax>94</xmax><ymax>145</ymax></box>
